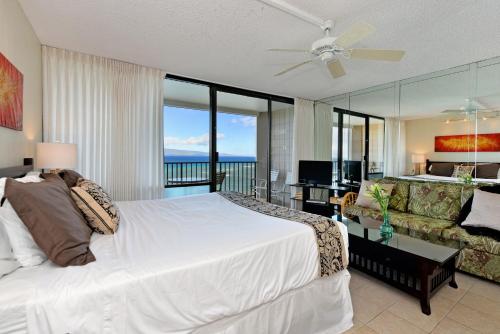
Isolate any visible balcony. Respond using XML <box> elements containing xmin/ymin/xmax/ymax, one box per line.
<box><xmin>165</xmin><ymin>161</ymin><xmax>258</xmax><ymax>195</ymax></box>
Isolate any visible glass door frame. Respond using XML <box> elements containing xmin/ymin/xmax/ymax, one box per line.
<box><xmin>334</xmin><ymin>107</ymin><xmax>385</xmax><ymax>182</ymax></box>
<box><xmin>165</xmin><ymin>74</ymin><xmax>294</xmax><ymax>201</ymax></box>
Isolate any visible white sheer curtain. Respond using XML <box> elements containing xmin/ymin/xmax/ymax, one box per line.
<box><xmin>42</xmin><ymin>46</ymin><xmax>165</xmax><ymax>200</ymax></box>
<box><xmin>314</xmin><ymin>102</ymin><xmax>333</xmax><ymax>161</ymax></box>
<box><xmin>384</xmin><ymin>117</ymin><xmax>406</xmax><ymax>177</ymax></box>
<box><xmin>291</xmin><ymin>98</ymin><xmax>315</xmax><ymax>183</ymax></box>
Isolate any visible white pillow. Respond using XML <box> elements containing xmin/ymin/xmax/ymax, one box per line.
<box><xmin>0</xmin><ymin>221</ymin><xmax>20</xmax><ymax>278</ymax></box>
<box><xmin>462</xmin><ymin>189</ymin><xmax>500</xmax><ymax>232</ymax></box>
<box><xmin>355</xmin><ymin>180</ymin><xmax>394</xmax><ymax>211</ymax></box>
<box><xmin>0</xmin><ymin>175</ymin><xmax>48</xmax><ymax>267</ymax></box>
<box><xmin>0</xmin><ymin>174</ymin><xmax>41</xmax><ymax>199</ymax></box>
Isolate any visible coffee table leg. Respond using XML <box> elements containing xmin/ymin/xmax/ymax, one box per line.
<box><xmin>420</xmin><ymin>296</ymin><xmax>431</xmax><ymax>316</ymax></box>
<box><xmin>448</xmin><ymin>261</ymin><xmax>458</xmax><ymax>289</ymax></box>
<box><xmin>420</xmin><ymin>266</ymin><xmax>432</xmax><ymax>315</ymax></box>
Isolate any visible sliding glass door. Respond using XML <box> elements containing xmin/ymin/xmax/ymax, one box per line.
<box><xmin>335</xmin><ymin>108</ymin><xmax>385</xmax><ymax>183</ymax></box>
<box><xmin>342</xmin><ymin>113</ymin><xmax>366</xmax><ymax>183</ymax></box>
<box><xmin>163</xmin><ymin>79</ymin><xmax>212</xmax><ymax>197</ymax></box>
<box><xmin>164</xmin><ymin>75</ymin><xmax>293</xmax><ymax>202</ymax></box>
<box><xmin>215</xmin><ymin>92</ymin><xmax>263</xmax><ymax>195</ymax></box>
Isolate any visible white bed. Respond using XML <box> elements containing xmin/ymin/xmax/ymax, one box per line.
<box><xmin>0</xmin><ymin>193</ymin><xmax>352</xmax><ymax>334</ymax></box>
<box><xmin>400</xmin><ymin>174</ymin><xmax>500</xmax><ymax>184</ymax></box>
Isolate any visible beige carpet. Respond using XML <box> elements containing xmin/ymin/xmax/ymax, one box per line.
<box><xmin>345</xmin><ymin>269</ymin><xmax>500</xmax><ymax>334</ymax></box>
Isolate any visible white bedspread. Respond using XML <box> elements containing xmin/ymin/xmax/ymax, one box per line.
<box><xmin>0</xmin><ymin>193</ymin><xmax>348</xmax><ymax>333</ymax></box>
<box><xmin>400</xmin><ymin>174</ymin><xmax>500</xmax><ymax>184</ymax></box>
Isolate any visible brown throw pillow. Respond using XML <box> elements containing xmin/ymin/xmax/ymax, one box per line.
<box><xmin>476</xmin><ymin>164</ymin><xmax>500</xmax><ymax>179</ymax></box>
<box><xmin>59</xmin><ymin>169</ymin><xmax>84</xmax><ymax>188</ymax></box>
<box><xmin>429</xmin><ymin>162</ymin><xmax>455</xmax><ymax>176</ymax></box>
<box><xmin>71</xmin><ymin>179</ymin><xmax>120</xmax><ymax>234</ymax></box>
<box><xmin>4</xmin><ymin>174</ymin><xmax>95</xmax><ymax>267</ymax></box>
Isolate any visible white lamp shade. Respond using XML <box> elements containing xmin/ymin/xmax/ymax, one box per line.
<box><xmin>36</xmin><ymin>143</ymin><xmax>77</xmax><ymax>170</ymax></box>
<box><xmin>411</xmin><ymin>154</ymin><xmax>425</xmax><ymax>164</ymax></box>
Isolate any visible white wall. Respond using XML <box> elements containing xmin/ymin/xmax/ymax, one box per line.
<box><xmin>405</xmin><ymin>116</ymin><xmax>500</xmax><ymax>170</ymax></box>
<box><xmin>0</xmin><ymin>0</ymin><xmax>42</xmax><ymax>168</ymax></box>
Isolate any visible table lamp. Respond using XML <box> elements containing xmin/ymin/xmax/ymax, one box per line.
<box><xmin>411</xmin><ymin>154</ymin><xmax>425</xmax><ymax>175</ymax></box>
<box><xmin>36</xmin><ymin>142</ymin><xmax>77</xmax><ymax>173</ymax></box>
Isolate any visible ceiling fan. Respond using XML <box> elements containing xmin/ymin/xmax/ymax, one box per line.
<box><xmin>441</xmin><ymin>98</ymin><xmax>496</xmax><ymax>115</ymax></box>
<box><xmin>258</xmin><ymin>0</ymin><xmax>406</xmax><ymax>79</ymax></box>
<box><xmin>269</xmin><ymin>20</ymin><xmax>406</xmax><ymax>78</ymax></box>
<box><xmin>440</xmin><ymin>98</ymin><xmax>500</xmax><ymax>122</ymax></box>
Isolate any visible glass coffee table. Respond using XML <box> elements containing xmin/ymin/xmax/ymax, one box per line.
<box><xmin>339</xmin><ymin>215</ymin><xmax>463</xmax><ymax>315</ymax></box>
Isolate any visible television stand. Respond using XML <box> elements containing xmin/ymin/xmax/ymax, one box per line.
<box><xmin>290</xmin><ymin>183</ymin><xmax>350</xmax><ymax>217</ymax></box>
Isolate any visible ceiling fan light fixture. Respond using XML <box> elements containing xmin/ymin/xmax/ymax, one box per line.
<box><xmin>264</xmin><ymin>3</ymin><xmax>406</xmax><ymax>80</ymax></box>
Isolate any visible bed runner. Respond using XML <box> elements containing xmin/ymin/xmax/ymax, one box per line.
<box><xmin>219</xmin><ymin>192</ymin><xmax>348</xmax><ymax>278</ymax></box>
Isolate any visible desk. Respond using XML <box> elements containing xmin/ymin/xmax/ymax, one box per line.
<box><xmin>290</xmin><ymin>183</ymin><xmax>352</xmax><ymax>217</ymax></box>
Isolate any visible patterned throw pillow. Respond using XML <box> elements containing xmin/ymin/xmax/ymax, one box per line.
<box><xmin>408</xmin><ymin>183</ymin><xmax>463</xmax><ymax>221</ymax></box>
<box><xmin>71</xmin><ymin>179</ymin><xmax>120</xmax><ymax>234</ymax></box>
<box><xmin>451</xmin><ymin>165</ymin><xmax>475</xmax><ymax>178</ymax></box>
<box><xmin>378</xmin><ymin>178</ymin><xmax>410</xmax><ymax>212</ymax></box>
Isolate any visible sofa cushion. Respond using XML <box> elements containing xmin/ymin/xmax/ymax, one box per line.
<box><xmin>408</xmin><ymin>183</ymin><xmax>462</xmax><ymax>221</ymax></box>
<box><xmin>458</xmin><ymin>248</ymin><xmax>500</xmax><ymax>283</ymax></box>
<box><xmin>442</xmin><ymin>226</ymin><xmax>500</xmax><ymax>256</ymax></box>
<box><xmin>378</xmin><ymin>179</ymin><xmax>410</xmax><ymax>212</ymax></box>
<box><xmin>344</xmin><ymin>205</ymin><xmax>455</xmax><ymax>236</ymax></box>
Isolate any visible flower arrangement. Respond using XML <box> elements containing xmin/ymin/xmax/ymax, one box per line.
<box><xmin>366</xmin><ymin>183</ymin><xmax>393</xmax><ymax>238</ymax></box>
<box><xmin>366</xmin><ymin>183</ymin><xmax>390</xmax><ymax>218</ymax></box>
<box><xmin>458</xmin><ymin>172</ymin><xmax>473</xmax><ymax>185</ymax></box>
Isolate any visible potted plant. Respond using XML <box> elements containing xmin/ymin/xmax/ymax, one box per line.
<box><xmin>366</xmin><ymin>183</ymin><xmax>393</xmax><ymax>239</ymax></box>
<box><xmin>458</xmin><ymin>172</ymin><xmax>473</xmax><ymax>185</ymax></box>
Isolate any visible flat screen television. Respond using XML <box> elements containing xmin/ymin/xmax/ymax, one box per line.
<box><xmin>298</xmin><ymin>160</ymin><xmax>333</xmax><ymax>186</ymax></box>
<box><xmin>344</xmin><ymin>160</ymin><xmax>362</xmax><ymax>183</ymax></box>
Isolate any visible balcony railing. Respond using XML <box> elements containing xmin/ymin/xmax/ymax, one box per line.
<box><xmin>165</xmin><ymin>161</ymin><xmax>257</xmax><ymax>195</ymax></box>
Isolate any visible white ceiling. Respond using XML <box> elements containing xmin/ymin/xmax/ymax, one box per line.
<box><xmin>19</xmin><ymin>0</ymin><xmax>500</xmax><ymax>101</ymax></box>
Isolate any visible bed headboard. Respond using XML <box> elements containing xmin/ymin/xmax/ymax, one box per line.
<box><xmin>425</xmin><ymin>159</ymin><xmax>500</xmax><ymax>174</ymax></box>
<box><xmin>0</xmin><ymin>158</ymin><xmax>33</xmax><ymax>178</ymax></box>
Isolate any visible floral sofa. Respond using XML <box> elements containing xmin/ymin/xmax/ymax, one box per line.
<box><xmin>344</xmin><ymin>177</ymin><xmax>500</xmax><ymax>283</ymax></box>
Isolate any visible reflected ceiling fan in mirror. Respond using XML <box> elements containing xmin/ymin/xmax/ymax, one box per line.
<box><xmin>441</xmin><ymin>98</ymin><xmax>495</xmax><ymax>115</ymax></box>
<box><xmin>259</xmin><ymin>0</ymin><xmax>406</xmax><ymax>79</ymax></box>
<box><xmin>440</xmin><ymin>98</ymin><xmax>500</xmax><ymax>122</ymax></box>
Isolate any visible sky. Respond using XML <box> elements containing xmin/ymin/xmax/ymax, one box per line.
<box><xmin>164</xmin><ymin>106</ymin><xmax>257</xmax><ymax>157</ymax></box>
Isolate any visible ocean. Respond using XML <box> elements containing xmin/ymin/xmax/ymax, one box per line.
<box><xmin>164</xmin><ymin>155</ymin><xmax>258</xmax><ymax>197</ymax></box>
<box><xmin>165</xmin><ymin>155</ymin><xmax>256</xmax><ymax>162</ymax></box>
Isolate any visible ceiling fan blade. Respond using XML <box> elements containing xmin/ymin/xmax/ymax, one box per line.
<box><xmin>267</xmin><ymin>48</ymin><xmax>310</xmax><ymax>53</ymax></box>
<box><xmin>350</xmin><ymin>48</ymin><xmax>405</xmax><ymax>61</ymax></box>
<box><xmin>274</xmin><ymin>60</ymin><xmax>313</xmax><ymax>76</ymax></box>
<box><xmin>335</xmin><ymin>22</ymin><xmax>375</xmax><ymax>48</ymax></box>
<box><xmin>327</xmin><ymin>59</ymin><xmax>346</xmax><ymax>79</ymax></box>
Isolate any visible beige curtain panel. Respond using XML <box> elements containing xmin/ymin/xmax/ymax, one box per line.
<box><xmin>42</xmin><ymin>46</ymin><xmax>165</xmax><ymax>200</ymax></box>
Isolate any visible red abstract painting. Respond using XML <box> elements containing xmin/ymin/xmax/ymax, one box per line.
<box><xmin>435</xmin><ymin>133</ymin><xmax>500</xmax><ymax>152</ymax></box>
<box><xmin>0</xmin><ymin>52</ymin><xmax>23</xmax><ymax>131</ymax></box>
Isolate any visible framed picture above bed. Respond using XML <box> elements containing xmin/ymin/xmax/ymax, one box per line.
<box><xmin>435</xmin><ymin>133</ymin><xmax>500</xmax><ymax>152</ymax></box>
<box><xmin>0</xmin><ymin>52</ymin><xmax>23</xmax><ymax>131</ymax></box>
